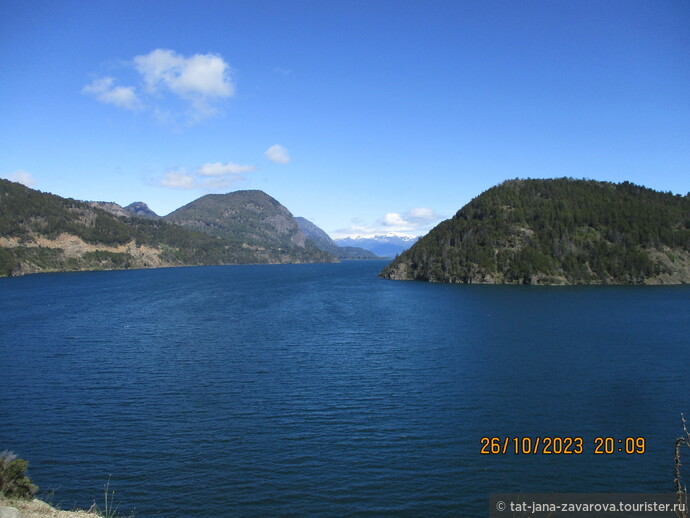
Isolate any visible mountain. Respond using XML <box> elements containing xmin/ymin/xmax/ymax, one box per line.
<box><xmin>295</xmin><ymin>217</ymin><xmax>379</xmax><ymax>260</ymax></box>
<box><xmin>334</xmin><ymin>234</ymin><xmax>418</xmax><ymax>259</ymax></box>
<box><xmin>164</xmin><ymin>190</ymin><xmax>335</xmax><ymax>263</ymax></box>
<box><xmin>380</xmin><ymin>178</ymin><xmax>690</xmax><ymax>285</ymax></box>
<box><xmin>125</xmin><ymin>202</ymin><xmax>160</xmax><ymax>219</ymax></box>
<box><xmin>88</xmin><ymin>201</ymin><xmax>131</xmax><ymax>218</ymax></box>
<box><xmin>88</xmin><ymin>201</ymin><xmax>159</xmax><ymax>219</ymax></box>
<box><xmin>0</xmin><ymin>180</ymin><xmax>334</xmax><ymax>277</ymax></box>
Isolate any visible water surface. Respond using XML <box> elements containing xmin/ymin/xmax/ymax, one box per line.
<box><xmin>1</xmin><ymin>261</ymin><xmax>689</xmax><ymax>516</ymax></box>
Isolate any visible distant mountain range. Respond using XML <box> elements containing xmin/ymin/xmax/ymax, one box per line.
<box><xmin>94</xmin><ymin>194</ymin><xmax>379</xmax><ymax>261</ymax></box>
<box><xmin>380</xmin><ymin>178</ymin><xmax>690</xmax><ymax>285</ymax></box>
<box><xmin>295</xmin><ymin>218</ymin><xmax>380</xmax><ymax>260</ymax></box>
<box><xmin>333</xmin><ymin>234</ymin><xmax>419</xmax><ymax>259</ymax></box>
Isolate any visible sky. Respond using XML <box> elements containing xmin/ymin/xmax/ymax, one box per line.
<box><xmin>1</xmin><ymin>1</ymin><xmax>688</xmax><ymax>238</ymax></box>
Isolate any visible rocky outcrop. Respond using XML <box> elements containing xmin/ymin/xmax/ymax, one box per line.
<box><xmin>88</xmin><ymin>202</ymin><xmax>130</xmax><ymax>218</ymax></box>
<box><xmin>0</xmin><ymin>498</ymin><xmax>99</xmax><ymax>518</ymax></box>
<box><xmin>124</xmin><ymin>202</ymin><xmax>159</xmax><ymax>219</ymax></box>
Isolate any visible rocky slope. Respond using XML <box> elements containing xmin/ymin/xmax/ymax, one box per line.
<box><xmin>88</xmin><ymin>201</ymin><xmax>159</xmax><ymax>219</ymax></box>
<box><xmin>0</xmin><ymin>497</ymin><xmax>99</xmax><ymax>518</ymax></box>
<box><xmin>380</xmin><ymin>178</ymin><xmax>690</xmax><ymax>285</ymax></box>
<box><xmin>124</xmin><ymin>202</ymin><xmax>159</xmax><ymax>219</ymax></box>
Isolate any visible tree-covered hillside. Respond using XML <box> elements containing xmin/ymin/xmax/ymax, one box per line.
<box><xmin>0</xmin><ymin>180</ymin><xmax>333</xmax><ymax>276</ymax></box>
<box><xmin>380</xmin><ymin>178</ymin><xmax>690</xmax><ymax>285</ymax></box>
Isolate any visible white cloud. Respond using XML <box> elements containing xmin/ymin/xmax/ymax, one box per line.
<box><xmin>382</xmin><ymin>208</ymin><xmax>441</xmax><ymax>229</ymax></box>
<box><xmin>406</xmin><ymin>207</ymin><xmax>439</xmax><ymax>223</ymax></box>
<box><xmin>133</xmin><ymin>49</ymin><xmax>233</xmax><ymax>120</ymax></box>
<box><xmin>82</xmin><ymin>77</ymin><xmax>141</xmax><ymax>110</ymax></box>
<box><xmin>84</xmin><ymin>48</ymin><xmax>234</xmax><ymax>123</ymax></box>
<box><xmin>158</xmin><ymin>169</ymin><xmax>197</xmax><ymax>189</ymax></box>
<box><xmin>332</xmin><ymin>207</ymin><xmax>444</xmax><ymax>238</ymax></box>
<box><xmin>4</xmin><ymin>170</ymin><xmax>37</xmax><ymax>188</ymax></box>
<box><xmin>383</xmin><ymin>213</ymin><xmax>406</xmax><ymax>226</ymax></box>
<box><xmin>198</xmin><ymin>162</ymin><xmax>256</xmax><ymax>176</ymax></box>
<box><xmin>134</xmin><ymin>49</ymin><xmax>234</xmax><ymax>98</ymax></box>
<box><xmin>157</xmin><ymin>160</ymin><xmax>254</xmax><ymax>191</ymax></box>
<box><xmin>265</xmin><ymin>144</ymin><xmax>290</xmax><ymax>164</ymax></box>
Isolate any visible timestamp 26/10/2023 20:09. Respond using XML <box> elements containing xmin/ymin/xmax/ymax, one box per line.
<box><xmin>480</xmin><ymin>437</ymin><xmax>646</xmax><ymax>455</ymax></box>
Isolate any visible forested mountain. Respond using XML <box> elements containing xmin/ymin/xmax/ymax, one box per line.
<box><xmin>0</xmin><ymin>180</ymin><xmax>334</xmax><ymax>277</ymax></box>
<box><xmin>164</xmin><ymin>190</ymin><xmax>333</xmax><ymax>263</ymax></box>
<box><xmin>295</xmin><ymin>217</ymin><xmax>380</xmax><ymax>260</ymax></box>
<box><xmin>380</xmin><ymin>178</ymin><xmax>690</xmax><ymax>285</ymax></box>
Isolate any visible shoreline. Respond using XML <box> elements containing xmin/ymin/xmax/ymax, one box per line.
<box><xmin>0</xmin><ymin>497</ymin><xmax>100</xmax><ymax>518</ymax></box>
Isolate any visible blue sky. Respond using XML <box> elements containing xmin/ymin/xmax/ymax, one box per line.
<box><xmin>1</xmin><ymin>1</ymin><xmax>688</xmax><ymax>237</ymax></box>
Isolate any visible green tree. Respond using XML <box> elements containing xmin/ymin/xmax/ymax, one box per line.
<box><xmin>0</xmin><ymin>451</ymin><xmax>38</xmax><ymax>499</ymax></box>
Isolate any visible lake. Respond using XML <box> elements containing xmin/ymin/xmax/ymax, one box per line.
<box><xmin>1</xmin><ymin>260</ymin><xmax>689</xmax><ymax>516</ymax></box>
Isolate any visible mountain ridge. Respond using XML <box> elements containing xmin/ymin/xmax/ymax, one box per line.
<box><xmin>0</xmin><ymin>180</ymin><xmax>335</xmax><ymax>276</ymax></box>
<box><xmin>89</xmin><ymin>200</ymin><xmax>160</xmax><ymax>219</ymax></box>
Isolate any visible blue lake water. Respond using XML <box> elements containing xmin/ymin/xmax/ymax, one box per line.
<box><xmin>1</xmin><ymin>260</ymin><xmax>690</xmax><ymax>516</ymax></box>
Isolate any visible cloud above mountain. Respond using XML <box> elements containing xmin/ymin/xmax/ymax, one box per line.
<box><xmin>159</xmin><ymin>169</ymin><xmax>197</xmax><ymax>189</ymax></box>
<box><xmin>83</xmin><ymin>49</ymin><xmax>235</xmax><ymax>123</ymax></box>
<box><xmin>158</xmin><ymin>160</ymin><xmax>256</xmax><ymax>190</ymax></box>
<box><xmin>198</xmin><ymin>162</ymin><xmax>257</xmax><ymax>176</ymax></box>
<box><xmin>332</xmin><ymin>207</ymin><xmax>443</xmax><ymax>238</ymax></box>
<box><xmin>265</xmin><ymin>145</ymin><xmax>291</xmax><ymax>164</ymax></box>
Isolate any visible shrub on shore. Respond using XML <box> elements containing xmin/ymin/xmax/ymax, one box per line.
<box><xmin>0</xmin><ymin>450</ymin><xmax>38</xmax><ymax>499</ymax></box>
